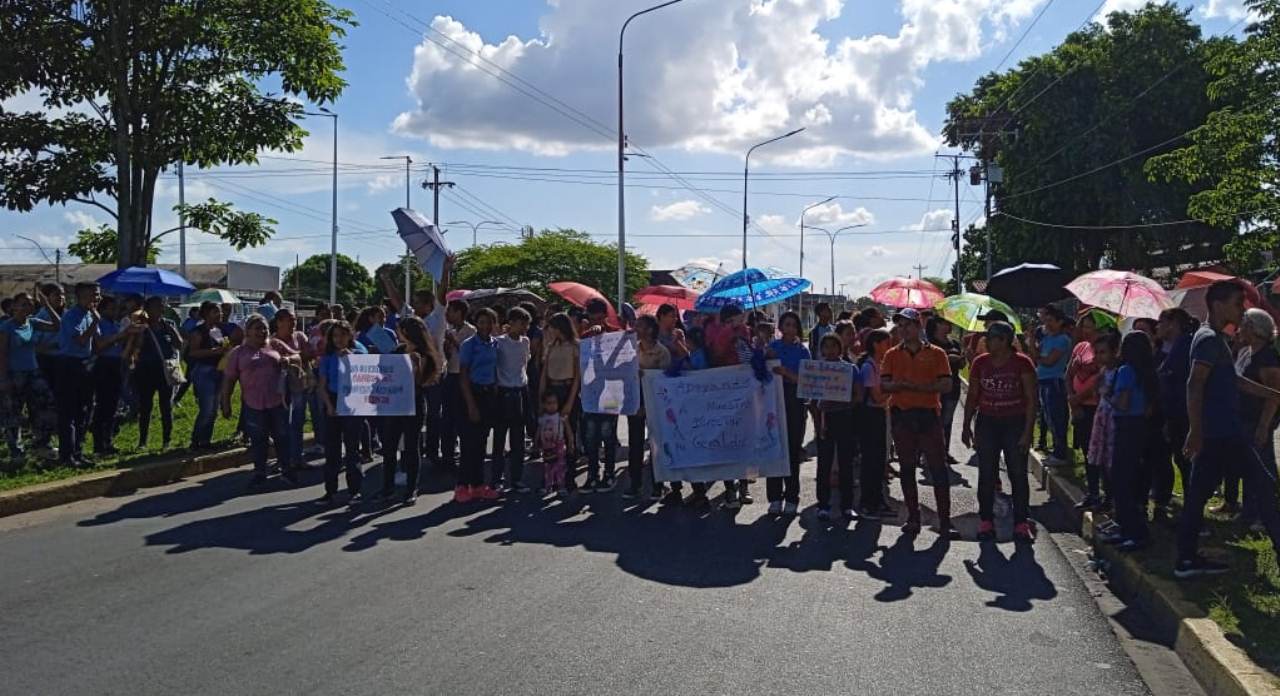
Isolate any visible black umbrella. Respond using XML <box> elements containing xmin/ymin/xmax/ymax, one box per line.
<box><xmin>985</xmin><ymin>263</ymin><xmax>1071</xmax><ymax>307</ymax></box>
<box><xmin>459</xmin><ymin>288</ymin><xmax>546</xmax><ymax>312</ymax></box>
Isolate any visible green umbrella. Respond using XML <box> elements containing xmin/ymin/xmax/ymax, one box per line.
<box><xmin>1080</xmin><ymin>307</ymin><xmax>1118</xmax><ymax>331</ymax></box>
<box><xmin>934</xmin><ymin>293</ymin><xmax>1023</xmax><ymax>333</ymax></box>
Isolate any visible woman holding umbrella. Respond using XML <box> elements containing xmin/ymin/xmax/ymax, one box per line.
<box><xmin>128</xmin><ymin>297</ymin><xmax>184</xmax><ymax>450</ymax></box>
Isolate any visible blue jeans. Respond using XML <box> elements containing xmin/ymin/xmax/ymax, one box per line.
<box><xmin>582</xmin><ymin>413</ymin><xmax>618</xmax><ymax>480</ymax></box>
<box><xmin>1037</xmin><ymin>378</ymin><xmax>1069</xmax><ymax>460</ymax></box>
<box><xmin>242</xmin><ymin>404</ymin><xmax>289</xmax><ymax>475</ymax></box>
<box><xmin>285</xmin><ymin>390</ymin><xmax>308</xmax><ymax>466</ymax></box>
<box><xmin>189</xmin><ymin>364</ymin><xmax>220</xmax><ymax>447</ymax></box>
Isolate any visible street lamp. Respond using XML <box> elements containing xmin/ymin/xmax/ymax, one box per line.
<box><xmin>445</xmin><ymin>220</ymin><xmax>506</xmax><ymax>247</ymax></box>
<box><xmin>809</xmin><ymin>223</ymin><xmax>869</xmax><ymax>295</ymax></box>
<box><xmin>742</xmin><ymin>127</ymin><xmax>805</xmax><ymax>269</ymax></box>
<box><xmin>618</xmin><ymin>0</ymin><xmax>687</xmax><ymax>308</ymax></box>
<box><xmin>304</xmin><ymin>108</ymin><xmax>338</xmax><ymax>305</ymax></box>
<box><xmin>799</xmin><ymin>195</ymin><xmax>836</xmax><ymax>279</ymax></box>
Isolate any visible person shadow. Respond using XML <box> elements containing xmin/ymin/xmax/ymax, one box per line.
<box><xmin>766</xmin><ymin>512</ymin><xmax>883</xmax><ymax>574</ymax></box>
<box><xmin>963</xmin><ymin>541</ymin><xmax>1058</xmax><ymax>612</ymax></box>
<box><xmin>854</xmin><ymin>533</ymin><xmax>953</xmax><ymax>602</ymax></box>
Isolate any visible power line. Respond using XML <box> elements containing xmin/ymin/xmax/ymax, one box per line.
<box><xmin>995</xmin><ymin>206</ymin><xmax>1280</xmax><ymax>230</ymax></box>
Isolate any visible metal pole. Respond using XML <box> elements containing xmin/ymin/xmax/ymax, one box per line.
<box><xmin>178</xmin><ymin>161</ymin><xmax>186</xmax><ymax>277</ymax></box>
<box><xmin>984</xmin><ymin>162</ymin><xmax>993</xmax><ymax>282</ymax></box>
<box><xmin>953</xmin><ymin>155</ymin><xmax>963</xmax><ymax>293</ymax></box>
<box><xmin>328</xmin><ymin>114</ymin><xmax>338</xmax><ymax>306</ymax></box>
<box><xmin>404</xmin><ymin>157</ymin><xmax>412</xmax><ymax>306</ymax></box>
<box><xmin>742</xmin><ymin>128</ymin><xmax>806</xmax><ymax>270</ymax></box>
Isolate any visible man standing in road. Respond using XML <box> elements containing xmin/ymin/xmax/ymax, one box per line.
<box><xmin>54</xmin><ymin>282</ymin><xmax>101</xmax><ymax>468</ymax></box>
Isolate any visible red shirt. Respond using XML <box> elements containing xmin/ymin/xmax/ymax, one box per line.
<box><xmin>970</xmin><ymin>352</ymin><xmax>1035</xmax><ymax>417</ymax></box>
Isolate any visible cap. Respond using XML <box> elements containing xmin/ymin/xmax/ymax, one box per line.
<box><xmin>893</xmin><ymin>307</ymin><xmax>921</xmax><ymax>323</ymax></box>
<box><xmin>985</xmin><ymin>321</ymin><xmax>1015</xmax><ymax>341</ymax></box>
<box><xmin>977</xmin><ymin>309</ymin><xmax>1009</xmax><ymax>323</ymax></box>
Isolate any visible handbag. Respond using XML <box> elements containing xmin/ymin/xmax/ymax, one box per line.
<box><xmin>149</xmin><ymin>326</ymin><xmax>186</xmax><ymax>386</ymax></box>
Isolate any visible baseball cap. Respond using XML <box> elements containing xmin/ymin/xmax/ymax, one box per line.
<box><xmin>893</xmin><ymin>307</ymin><xmax>921</xmax><ymax>322</ymax></box>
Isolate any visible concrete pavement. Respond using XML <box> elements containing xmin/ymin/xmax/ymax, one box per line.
<box><xmin>0</xmin><ymin>419</ymin><xmax>1196</xmax><ymax>695</ymax></box>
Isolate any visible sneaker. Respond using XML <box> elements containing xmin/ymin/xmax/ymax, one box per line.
<box><xmin>1209</xmin><ymin>501</ymin><xmax>1239</xmax><ymax>515</ymax></box>
<box><xmin>977</xmin><ymin>519</ymin><xmax>996</xmax><ymax>541</ymax></box>
<box><xmin>782</xmin><ymin>501</ymin><xmax>798</xmax><ymax>516</ymax></box>
<box><xmin>937</xmin><ymin>524</ymin><xmax>962</xmax><ymax>541</ymax></box>
<box><xmin>842</xmin><ymin>508</ymin><xmax>858</xmax><ymax>521</ymax></box>
<box><xmin>1074</xmin><ymin>495</ymin><xmax>1102</xmax><ymax>510</ymax></box>
<box><xmin>816</xmin><ymin>507</ymin><xmax>831</xmax><ymax>521</ymax></box>
<box><xmin>452</xmin><ymin>485</ymin><xmax>473</xmax><ymax>504</ymax></box>
<box><xmin>583</xmin><ymin>476</ymin><xmax>599</xmax><ymax>493</ymax></box>
<box><xmin>280</xmin><ymin>468</ymin><xmax>299</xmax><ymax>485</ymax></box>
<box><xmin>348</xmin><ymin>492</ymin><xmax>364</xmax><ymax>505</ymax></box>
<box><xmin>661</xmin><ymin>489</ymin><xmax>684</xmax><ymax>506</ymax></box>
<box><xmin>476</xmin><ymin>485</ymin><xmax>501</xmax><ymax>501</ymax></box>
<box><xmin>1013</xmin><ymin>521</ymin><xmax>1036</xmax><ymax>543</ymax></box>
<box><xmin>768</xmin><ymin>501</ymin><xmax>782</xmax><ymax>515</ymax></box>
<box><xmin>723</xmin><ymin>489</ymin><xmax>741</xmax><ymax>510</ymax></box>
<box><xmin>1174</xmin><ymin>556</ymin><xmax>1230</xmax><ymax>579</ymax></box>
<box><xmin>403</xmin><ymin>492</ymin><xmax>418</xmax><ymax>505</ymax></box>
<box><xmin>739</xmin><ymin>488</ymin><xmax>754</xmax><ymax>505</ymax></box>
<box><xmin>622</xmin><ymin>488</ymin><xmax>640</xmax><ymax>501</ymax></box>
<box><xmin>1097</xmin><ymin>528</ymin><xmax>1125</xmax><ymax>545</ymax></box>
<box><xmin>513</xmin><ymin>483</ymin><xmax>531</xmax><ymax>494</ymax></box>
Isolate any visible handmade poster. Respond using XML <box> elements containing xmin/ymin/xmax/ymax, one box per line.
<box><xmin>796</xmin><ymin>359</ymin><xmax>855</xmax><ymax>402</ymax></box>
<box><xmin>643</xmin><ymin>362</ymin><xmax>790</xmax><ymax>482</ymax></box>
<box><xmin>337</xmin><ymin>353</ymin><xmax>415</xmax><ymax>416</ymax></box>
<box><xmin>579</xmin><ymin>331</ymin><xmax>640</xmax><ymax>415</ymax></box>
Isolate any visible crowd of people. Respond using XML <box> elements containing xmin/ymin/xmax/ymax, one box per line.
<box><xmin>2</xmin><ymin>267</ymin><xmax>1278</xmax><ymax>580</ymax></box>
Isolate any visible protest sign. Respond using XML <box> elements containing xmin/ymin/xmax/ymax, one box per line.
<box><xmin>580</xmin><ymin>331</ymin><xmax>640</xmax><ymax>415</ymax></box>
<box><xmin>643</xmin><ymin>363</ymin><xmax>790</xmax><ymax>482</ymax></box>
<box><xmin>336</xmin><ymin>353</ymin><xmax>416</xmax><ymax>417</ymax></box>
<box><xmin>796</xmin><ymin>359</ymin><xmax>855</xmax><ymax>402</ymax></box>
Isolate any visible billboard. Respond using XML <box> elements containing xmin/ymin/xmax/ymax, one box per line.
<box><xmin>226</xmin><ymin>260</ymin><xmax>280</xmax><ymax>292</ymax></box>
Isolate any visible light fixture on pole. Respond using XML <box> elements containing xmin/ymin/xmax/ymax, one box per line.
<box><xmin>799</xmin><ymin>195</ymin><xmax>836</xmax><ymax>279</ymax></box>
<box><xmin>445</xmin><ymin>220</ymin><xmax>506</xmax><ymax>247</ymax></box>
<box><xmin>618</xmin><ymin>0</ymin><xmax>687</xmax><ymax>309</ymax></box>
<box><xmin>381</xmin><ymin>155</ymin><xmax>415</xmax><ymax>307</ymax></box>
<box><xmin>742</xmin><ymin>127</ymin><xmax>805</xmax><ymax>270</ymax></box>
<box><xmin>809</xmin><ymin>223</ymin><xmax>868</xmax><ymax>295</ymax></box>
<box><xmin>305</xmin><ymin>108</ymin><xmax>339</xmax><ymax>305</ymax></box>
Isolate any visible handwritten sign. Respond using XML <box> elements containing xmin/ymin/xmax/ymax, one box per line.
<box><xmin>337</xmin><ymin>353</ymin><xmax>415</xmax><ymax>416</ymax></box>
<box><xmin>797</xmin><ymin>359</ymin><xmax>855</xmax><ymax>402</ymax></box>
<box><xmin>580</xmin><ymin>331</ymin><xmax>640</xmax><ymax>416</ymax></box>
<box><xmin>643</xmin><ymin>363</ymin><xmax>790</xmax><ymax>482</ymax></box>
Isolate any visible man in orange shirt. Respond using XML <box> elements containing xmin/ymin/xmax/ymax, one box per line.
<box><xmin>881</xmin><ymin>308</ymin><xmax>958</xmax><ymax>538</ymax></box>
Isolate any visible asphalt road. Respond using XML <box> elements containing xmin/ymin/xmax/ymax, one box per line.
<box><xmin>1</xmin><ymin>418</ymin><xmax>1192</xmax><ymax>695</ymax></box>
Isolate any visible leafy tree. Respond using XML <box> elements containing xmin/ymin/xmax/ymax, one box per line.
<box><xmin>69</xmin><ymin>224</ymin><xmax>159</xmax><ymax>264</ymax></box>
<box><xmin>1147</xmin><ymin>0</ymin><xmax>1279</xmax><ymax>272</ymax></box>
<box><xmin>453</xmin><ymin>229</ymin><xmax>649</xmax><ymax>301</ymax></box>
<box><xmin>373</xmin><ymin>253</ymin><xmax>435</xmax><ymax>296</ymax></box>
<box><xmin>282</xmin><ymin>254</ymin><xmax>373</xmax><ymax>308</ymax></box>
<box><xmin>0</xmin><ymin>1</ymin><xmax>354</xmax><ymax>268</ymax></box>
<box><xmin>943</xmin><ymin>4</ymin><xmax>1235</xmax><ymax>283</ymax></box>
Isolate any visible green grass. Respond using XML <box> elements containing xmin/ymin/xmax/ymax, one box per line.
<box><xmin>0</xmin><ymin>386</ymin><xmax>249</xmax><ymax>493</ymax></box>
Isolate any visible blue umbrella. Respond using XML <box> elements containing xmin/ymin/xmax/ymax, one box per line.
<box><xmin>96</xmin><ymin>266</ymin><xmax>196</xmax><ymax>297</ymax></box>
<box><xmin>392</xmin><ymin>207</ymin><xmax>452</xmax><ymax>279</ymax></box>
<box><xmin>693</xmin><ymin>267</ymin><xmax>811</xmax><ymax>312</ymax></box>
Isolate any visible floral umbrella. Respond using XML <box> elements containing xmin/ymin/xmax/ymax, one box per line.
<box><xmin>693</xmin><ymin>267</ymin><xmax>810</xmax><ymax>312</ymax></box>
<box><xmin>869</xmin><ymin>277</ymin><xmax>945</xmax><ymax>309</ymax></box>
<box><xmin>934</xmin><ymin>293</ymin><xmax>1022</xmax><ymax>333</ymax></box>
<box><xmin>1065</xmin><ymin>270</ymin><xmax>1173</xmax><ymax>320</ymax></box>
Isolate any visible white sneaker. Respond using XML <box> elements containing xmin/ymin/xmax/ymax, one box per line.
<box><xmin>842</xmin><ymin>509</ymin><xmax>858</xmax><ymax>520</ymax></box>
<box><xmin>783</xmin><ymin>501</ymin><xmax>798</xmax><ymax>516</ymax></box>
<box><xmin>768</xmin><ymin>501</ymin><xmax>782</xmax><ymax>515</ymax></box>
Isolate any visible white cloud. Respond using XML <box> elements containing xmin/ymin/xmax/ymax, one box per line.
<box><xmin>650</xmin><ymin>199</ymin><xmax>711</xmax><ymax>222</ymax></box>
<box><xmin>1096</xmin><ymin>0</ymin><xmax>1148</xmax><ymax>19</ymax></box>
<box><xmin>909</xmin><ymin>208</ymin><xmax>954</xmax><ymax>232</ymax></box>
<box><xmin>1199</xmin><ymin>0</ymin><xmax>1254</xmax><ymax>21</ymax></box>
<box><xmin>367</xmin><ymin>174</ymin><xmax>399</xmax><ymax>194</ymax></box>
<box><xmin>393</xmin><ymin>0</ymin><xmax>1051</xmax><ymax>163</ymax></box>
<box><xmin>63</xmin><ymin>210</ymin><xmax>101</xmax><ymax>231</ymax></box>
<box><xmin>866</xmin><ymin>245</ymin><xmax>890</xmax><ymax>258</ymax></box>
<box><xmin>804</xmin><ymin>201</ymin><xmax>876</xmax><ymax>227</ymax></box>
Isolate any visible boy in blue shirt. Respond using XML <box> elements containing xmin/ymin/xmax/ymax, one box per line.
<box><xmin>55</xmin><ymin>282</ymin><xmax>101</xmax><ymax>467</ymax></box>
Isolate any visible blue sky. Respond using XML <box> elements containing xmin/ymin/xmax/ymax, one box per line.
<box><xmin>0</xmin><ymin>0</ymin><xmax>1253</xmax><ymax>296</ymax></box>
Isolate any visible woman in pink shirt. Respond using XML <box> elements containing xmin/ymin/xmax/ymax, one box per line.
<box><xmin>221</xmin><ymin>314</ymin><xmax>300</xmax><ymax>486</ymax></box>
<box><xmin>269</xmin><ymin>308</ymin><xmax>314</xmax><ymax>471</ymax></box>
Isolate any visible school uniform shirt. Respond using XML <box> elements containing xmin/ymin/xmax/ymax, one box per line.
<box><xmin>57</xmin><ymin>305</ymin><xmax>97</xmax><ymax>359</ymax></box>
<box><xmin>318</xmin><ymin>344</ymin><xmax>368</xmax><ymax>395</ymax></box>
<box><xmin>256</xmin><ymin>302</ymin><xmax>279</xmax><ymax>321</ymax></box>
<box><xmin>970</xmin><ymin>352</ymin><xmax>1036</xmax><ymax>417</ymax></box>
<box><xmin>1109</xmin><ymin>365</ymin><xmax>1147</xmax><ymax>418</ymax></box>
<box><xmin>459</xmin><ymin>333</ymin><xmax>499</xmax><ymax>386</ymax></box>
<box><xmin>98</xmin><ymin>318</ymin><xmax>125</xmax><ymax>358</ymax></box>
<box><xmin>1035</xmin><ymin>331</ymin><xmax>1072</xmax><ymax>381</ymax></box>
<box><xmin>882</xmin><ymin>342</ymin><xmax>952</xmax><ymax>412</ymax></box>
<box><xmin>446</xmin><ymin>322</ymin><xmax>477</xmax><ymax>375</ymax></box>
<box><xmin>0</xmin><ymin>318</ymin><xmax>39</xmax><ymax>372</ymax></box>
<box><xmin>421</xmin><ymin>303</ymin><xmax>447</xmax><ymax>368</ymax></box>
<box><xmin>495</xmin><ymin>334</ymin><xmax>531</xmax><ymax>388</ymax></box>
<box><xmin>224</xmin><ymin>344</ymin><xmax>286</xmax><ymax>411</ymax></box>
<box><xmin>1190</xmin><ymin>326</ymin><xmax>1239</xmax><ymax>440</ymax></box>
<box><xmin>768</xmin><ymin>338</ymin><xmax>810</xmax><ymax>376</ymax></box>
<box><xmin>180</xmin><ymin>316</ymin><xmax>201</xmax><ymax>334</ymax></box>
<box><xmin>808</xmin><ymin>322</ymin><xmax>834</xmax><ymax>357</ymax></box>
<box><xmin>856</xmin><ymin>358</ymin><xmax>881</xmax><ymax>407</ymax></box>
<box><xmin>358</xmin><ymin>325</ymin><xmax>398</xmax><ymax>354</ymax></box>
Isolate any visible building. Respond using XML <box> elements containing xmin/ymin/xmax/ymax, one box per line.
<box><xmin>0</xmin><ymin>261</ymin><xmax>279</xmax><ymax>300</ymax></box>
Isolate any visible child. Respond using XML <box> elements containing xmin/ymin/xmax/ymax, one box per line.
<box><xmin>1086</xmin><ymin>331</ymin><xmax>1120</xmax><ymax>514</ymax></box>
<box><xmin>317</xmin><ymin>320</ymin><xmax>368</xmax><ymax>505</ymax></box>
<box><xmin>810</xmin><ymin>333</ymin><xmax>855</xmax><ymax>520</ymax></box>
<box><xmin>855</xmin><ymin>328</ymin><xmax>893</xmax><ymax>518</ymax></box>
<box><xmin>378</xmin><ymin>316</ymin><xmax>440</xmax><ymax>505</ymax></box>
<box><xmin>537</xmin><ymin>391</ymin><xmax>574</xmax><ymax>495</ymax></box>
<box><xmin>1098</xmin><ymin>331</ymin><xmax>1158</xmax><ymax>551</ymax></box>
<box><xmin>625</xmin><ymin>315</ymin><xmax>670</xmax><ymax>500</ymax></box>
<box><xmin>458</xmin><ymin>307</ymin><xmax>501</xmax><ymax>503</ymax></box>
<box><xmin>766</xmin><ymin>312</ymin><xmax>810</xmax><ymax>516</ymax></box>
<box><xmin>494</xmin><ymin>307</ymin><xmax>532</xmax><ymax>492</ymax></box>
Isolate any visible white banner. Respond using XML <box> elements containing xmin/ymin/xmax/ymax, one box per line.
<box><xmin>643</xmin><ymin>363</ymin><xmax>790</xmax><ymax>482</ymax></box>
<box><xmin>796</xmin><ymin>359</ymin><xmax>855</xmax><ymax>402</ymax></box>
<box><xmin>579</xmin><ymin>331</ymin><xmax>640</xmax><ymax>416</ymax></box>
<box><xmin>337</xmin><ymin>353</ymin><xmax>416</xmax><ymax>417</ymax></box>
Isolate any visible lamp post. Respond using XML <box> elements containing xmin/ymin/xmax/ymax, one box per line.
<box><xmin>381</xmin><ymin>155</ymin><xmax>414</xmax><ymax>307</ymax></box>
<box><xmin>304</xmin><ymin>109</ymin><xmax>338</xmax><ymax>305</ymax></box>
<box><xmin>445</xmin><ymin>220</ymin><xmax>506</xmax><ymax>247</ymax></box>
<box><xmin>742</xmin><ymin>127</ymin><xmax>805</xmax><ymax>269</ymax></box>
<box><xmin>618</xmin><ymin>0</ymin><xmax>687</xmax><ymax>308</ymax></box>
<box><xmin>799</xmin><ymin>195</ymin><xmax>836</xmax><ymax>279</ymax></box>
<box><xmin>809</xmin><ymin>223</ymin><xmax>868</xmax><ymax>295</ymax></box>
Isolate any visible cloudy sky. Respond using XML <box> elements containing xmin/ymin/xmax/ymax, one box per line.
<box><xmin>0</xmin><ymin>0</ymin><xmax>1252</xmax><ymax>296</ymax></box>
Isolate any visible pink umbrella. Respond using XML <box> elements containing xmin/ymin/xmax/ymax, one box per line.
<box><xmin>548</xmin><ymin>281</ymin><xmax>621</xmax><ymax>330</ymax></box>
<box><xmin>633</xmin><ymin>284</ymin><xmax>700</xmax><ymax>311</ymax></box>
<box><xmin>1066</xmin><ymin>270</ymin><xmax>1173</xmax><ymax>319</ymax></box>
<box><xmin>868</xmin><ymin>277</ymin><xmax>945</xmax><ymax>309</ymax></box>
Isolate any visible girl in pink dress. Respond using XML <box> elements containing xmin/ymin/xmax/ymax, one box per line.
<box><xmin>537</xmin><ymin>391</ymin><xmax>574</xmax><ymax>495</ymax></box>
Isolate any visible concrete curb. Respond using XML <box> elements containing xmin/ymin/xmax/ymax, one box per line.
<box><xmin>0</xmin><ymin>435</ymin><xmax>314</xmax><ymax>519</ymax></box>
<box><xmin>1028</xmin><ymin>453</ymin><xmax>1280</xmax><ymax>696</ymax></box>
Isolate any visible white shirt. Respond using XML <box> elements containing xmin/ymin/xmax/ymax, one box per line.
<box><xmin>495</xmin><ymin>333</ymin><xmax>530</xmax><ymax>388</ymax></box>
<box><xmin>421</xmin><ymin>303</ymin><xmax>447</xmax><ymax>373</ymax></box>
<box><xmin>446</xmin><ymin>322</ymin><xmax>476</xmax><ymax>375</ymax></box>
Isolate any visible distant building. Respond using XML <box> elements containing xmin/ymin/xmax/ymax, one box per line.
<box><xmin>0</xmin><ymin>261</ymin><xmax>279</xmax><ymax>300</ymax></box>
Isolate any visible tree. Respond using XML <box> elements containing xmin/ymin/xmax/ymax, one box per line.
<box><xmin>0</xmin><ymin>1</ymin><xmax>353</xmax><ymax>267</ymax></box>
<box><xmin>69</xmin><ymin>224</ymin><xmax>159</xmax><ymax>264</ymax></box>
<box><xmin>943</xmin><ymin>4</ymin><xmax>1235</xmax><ymax>283</ymax></box>
<box><xmin>453</xmin><ymin>229</ymin><xmax>649</xmax><ymax>302</ymax></box>
<box><xmin>373</xmin><ymin>253</ymin><xmax>435</xmax><ymax>296</ymax></box>
<box><xmin>282</xmin><ymin>254</ymin><xmax>373</xmax><ymax>308</ymax></box>
<box><xmin>1147</xmin><ymin>0</ymin><xmax>1279</xmax><ymax>272</ymax></box>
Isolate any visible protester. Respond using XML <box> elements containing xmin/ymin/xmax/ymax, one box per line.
<box><xmin>90</xmin><ymin>296</ymin><xmax>133</xmax><ymax>456</ymax></box>
<box><xmin>702</xmin><ymin>303</ymin><xmax>753</xmax><ymax>507</ymax></box>
<box><xmin>1097</xmin><ymin>331</ymin><xmax>1160</xmax><ymax>551</ymax></box>
<box><xmin>1222</xmin><ymin>308</ymin><xmax>1280</xmax><ymax>530</ymax></box>
<box><xmin>927</xmin><ymin>316</ymin><xmax>965</xmax><ymax>470</ymax></box>
<box><xmin>1030</xmin><ymin>305</ymin><xmax>1072</xmax><ymax>463</ymax></box>
<box><xmin>54</xmin><ymin>282</ymin><xmax>102</xmax><ymax>467</ymax></box>
<box><xmin>522</xmin><ymin>301</ymin><xmax>544</xmax><ymax>441</ymax></box>
<box><xmin>579</xmin><ymin>298</ymin><xmax>622</xmax><ymax>493</ymax></box>
<box><xmin>33</xmin><ymin>283</ymin><xmax>65</xmax><ymax>392</ymax></box>
<box><xmin>0</xmin><ymin>292</ymin><xmax>58</xmax><ymax>462</ymax></box>
<box><xmin>381</xmin><ymin>258</ymin><xmax>453</xmax><ymax>467</ymax></box>
<box><xmin>1152</xmin><ymin>308</ymin><xmax>1196</xmax><ymax>520</ymax></box>
<box><xmin>624</xmin><ymin>314</ymin><xmax>670</xmax><ymax>501</ymax></box>
<box><xmin>881</xmin><ymin>308</ymin><xmax>957</xmax><ymax>538</ymax></box>
<box><xmin>220</xmin><ymin>314</ymin><xmax>296</xmax><ymax>486</ymax></box>
<box><xmin>1176</xmin><ymin>281</ymin><xmax>1280</xmax><ymax>578</ymax></box>
<box><xmin>1066</xmin><ymin>312</ymin><xmax>1106</xmax><ymax>508</ymax></box>
<box><xmin>767</xmin><ymin>311</ymin><xmax>810</xmax><ymax>515</ymax></box>
<box><xmin>537</xmin><ymin>391</ymin><xmax>573</xmax><ymax>496</ymax></box>
<box><xmin>808</xmin><ymin>302</ymin><xmax>834</xmax><ymax>356</ymax></box>
<box><xmin>855</xmin><ymin>328</ymin><xmax>893</xmax><ymax>518</ymax></box>
<box><xmin>457</xmin><ymin>307</ymin><xmax>501</xmax><ymax>503</ymax></box>
<box><xmin>810</xmin><ymin>333</ymin><xmax>855</xmax><ymax>520</ymax></box>
<box><xmin>317</xmin><ymin>320</ymin><xmax>368</xmax><ymax>504</ymax></box>
<box><xmin>379</xmin><ymin>315</ymin><xmax>441</xmax><ymax>504</ymax></box>
<box><xmin>962</xmin><ymin>321</ymin><xmax>1037</xmax><ymax>542</ymax></box>
<box><xmin>256</xmin><ymin>291</ymin><xmax>282</xmax><ymax>322</ymax></box>
<box><xmin>493</xmin><ymin>306</ymin><xmax>532</xmax><ymax>492</ymax></box>
<box><xmin>440</xmin><ymin>298</ymin><xmax>476</xmax><ymax>471</ymax></box>
<box><xmin>187</xmin><ymin>301</ymin><xmax>229</xmax><ymax>450</ymax></box>
<box><xmin>268</xmin><ymin>308</ymin><xmax>313</xmax><ymax>470</ymax></box>
<box><xmin>355</xmin><ymin>306</ymin><xmax>397</xmax><ymax>354</ymax></box>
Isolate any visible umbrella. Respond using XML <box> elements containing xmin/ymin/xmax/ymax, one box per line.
<box><xmin>669</xmin><ymin>262</ymin><xmax>723</xmax><ymax>292</ymax></box>
<box><xmin>179</xmin><ymin>288</ymin><xmax>243</xmax><ymax>307</ymax></box>
<box><xmin>693</xmin><ymin>267</ymin><xmax>811</xmax><ymax>312</ymax></box>
<box><xmin>97</xmin><ymin>266</ymin><xmax>195</xmax><ymax>297</ymax></box>
<box><xmin>868</xmin><ymin>277</ymin><xmax>944</xmax><ymax>309</ymax></box>
<box><xmin>633</xmin><ymin>285</ymin><xmax>700</xmax><ymax>311</ymax></box>
<box><xmin>445</xmin><ymin>289</ymin><xmax>471</xmax><ymax>302</ymax></box>
<box><xmin>934</xmin><ymin>293</ymin><xmax>1022</xmax><ymax>333</ymax></box>
<box><xmin>1065</xmin><ymin>270</ymin><xmax>1173</xmax><ymax>320</ymax></box>
<box><xmin>1079</xmin><ymin>307</ymin><xmax>1119</xmax><ymax>331</ymax></box>
<box><xmin>985</xmin><ymin>263</ymin><xmax>1071</xmax><ymax>307</ymax></box>
<box><xmin>548</xmin><ymin>281</ymin><xmax>621</xmax><ymax>329</ymax></box>
<box><xmin>391</xmin><ymin>207</ymin><xmax>452</xmax><ymax>279</ymax></box>
<box><xmin>459</xmin><ymin>288</ymin><xmax>544</xmax><ymax>306</ymax></box>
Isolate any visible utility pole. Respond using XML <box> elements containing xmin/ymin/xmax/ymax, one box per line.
<box><xmin>423</xmin><ymin>165</ymin><xmax>456</xmax><ymax>291</ymax></box>
<box><xmin>55</xmin><ymin>249</ymin><xmax>61</xmax><ymax>285</ymax></box>
<box><xmin>912</xmin><ymin>264</ymin><xmax>928</xmax><ymax>279</ymax></box>
<box><xmin>949</xmin><ymin>154</ymin><xmax>963</xmax><ymax>293</ymax></box>
<box><xmin>382</xmin><ymin>155</ymin><xmax>415</xmax><ymax>306</ymax></box>
<box><xmin>178</xmin><ymin>161</ymin><xmax>186</xmax><ymax>277</ymax></box>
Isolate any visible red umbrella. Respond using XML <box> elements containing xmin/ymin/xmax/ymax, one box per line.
<box><xmin>1179</xmin><ymin>269</ymin><xmax>1276</xmax><ymax>322</ymax></box>
<box><xmin>869</xmin><ymin>277</ymin><xmax>945</xmax><ymax>309</ymax></box>
<box><xmin>633</xmin><ymin>284</ymin><xmax>700</xmax><ymax>311</ymax></box>
<box><xmin>548</xmin><ymin>281</ymin><xmax>621</xmax><ymax>329</ymax></box>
